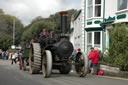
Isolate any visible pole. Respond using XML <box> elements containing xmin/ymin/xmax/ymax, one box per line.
<box><xmin>13</xmin><ymin>19</ymin><xmax>15</xmax><ymax>45</ymax></box>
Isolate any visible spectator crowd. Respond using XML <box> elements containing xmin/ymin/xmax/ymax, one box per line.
<box><xmin>0</xmin><ymin>50</ymin><xmax>19</xmax><ymax>65</ymax></box>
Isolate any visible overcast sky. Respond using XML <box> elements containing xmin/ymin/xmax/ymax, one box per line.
<box><xmin>0</xmin><ymin>0</ymin><xmax>81</xmax><ymax>26</ymax></box>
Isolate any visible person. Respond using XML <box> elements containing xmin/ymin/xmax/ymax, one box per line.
<box><xmin>15</xmin><ymin>52</ymin><xmax>18</xmax><ymax>62</ymax></box>
<box><xmin>49</xmin><ymin>30</ymin><xmax>54</xmax><ymax>38</ymax></box>
<box><xmin>5</xmin><ymin>51</ymin><xmax>9</xmax><ymax>60</ymax></box>
<box><xmin>71</xmin><ymin>49</ymin><xmax>77</xmax><ymax>62</ymax></box>
<box><xmin>72</xmin><ymin>49</ymin><xmax>77</xmax><ymax>58</ymax></box>
<box><xmin>0</xmin><ymin>49</ymin><xmax>2</xmax><ymax>59</ymax></box>
<box><xmin>71</xmin><ymin>49</ymin><xmax>77</xmax><ymax>71</ymax></box>
<box><xmin>40</xmin><ymin>28</ymin><xmax>49</xmax><ymax>38</ymax></box>
<box><xmin>11</xmin><ymin>52</ymin><xmax>16</xmax><ymax>64</ymax></box>
<box><xmin>97</xmin><ymin>50</ymin><xmax>103</xmax><ymax>72</ymax></box>
<box><xmin>77</xmin><ymin>48</ymin><xmax>81</xmax><ymax>52</ymax></box>
<box><xmin>88</xmin><ymin>47</ymin><xmax>94</xmax><ymax>73</ymax></box>
<box><xmin>91</xmin><ymin>47</ymin><xmax>100</xmax><ymax>75</ymax></box>
<box><xmin>9</xmin><ymin>52</ymin><xmax>12</xmax><ymax>60</ymax></box>
<box><xmin>2</xmin><ymin>51</ymin><xmax>6</xmax><ymax>60</ymax></box>
<box><xmin>0</xmin><ymin>52</ymin><xmax>1</xmax><ymax>59</ymax></box>
<box><xmin>30</xmin><ymin>37</ymin><xmax>37</xmax><ymax>44</ymax></box>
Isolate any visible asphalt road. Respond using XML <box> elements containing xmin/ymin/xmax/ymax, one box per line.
<box><xmin>0</xmin><ymin>60</ymin><xmax>128</xmax><ymax>85</ymax></box>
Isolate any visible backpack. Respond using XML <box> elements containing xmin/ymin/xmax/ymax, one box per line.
<box><xmin>98</xmin><ymin>70</ymin><xmax>104</xmax><ymax>76</ymax></box>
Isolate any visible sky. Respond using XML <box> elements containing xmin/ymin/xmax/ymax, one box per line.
<box><xmin>0</xmin><ymin>0</ymin><xmax>81</xmax><ymax>26</ymax></box>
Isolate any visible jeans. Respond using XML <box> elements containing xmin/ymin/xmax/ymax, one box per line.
<box><xmin>88</xmin><ymin>60</ymin><xmax>92</xmax><ymax>73</ymax></box>
<box><xmin>93</xmin><ymin>63</ymin><xmax>98</xmax><ymax>75</ymax></box>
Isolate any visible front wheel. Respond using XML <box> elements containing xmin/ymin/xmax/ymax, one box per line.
<box><xmin>42</xmin><ymin>50</ymin><xmax>52</xmax><ymax>78</ymax></box>
<box><xmin>75</xmin><ymin>52</ymin><xmax>88</xmax><ymax>77</ymax></box>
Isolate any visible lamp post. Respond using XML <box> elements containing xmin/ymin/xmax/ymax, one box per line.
<box><xmin>13</xmin><ymin>19</ymin><xmax>15</xmax><ymax>45</ymax></box>
<box><xmin>12</xmin><ymin>11</ymin><xmax>17</xmax><ymax>49</ymax></box>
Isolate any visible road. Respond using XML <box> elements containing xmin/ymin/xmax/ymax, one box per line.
<box><xmin>0</xmin><ymin>59</ymin><xmax>128</xmax><ymax>85</ymax></box>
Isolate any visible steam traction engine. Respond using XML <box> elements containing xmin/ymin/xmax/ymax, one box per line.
<box><xmin>29</xmin><ymin>11</ymin><xmax>88</xmax><ymax>78</ymax></box>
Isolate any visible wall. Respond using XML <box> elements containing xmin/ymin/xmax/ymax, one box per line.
<box><xmin>70</xmin><ymin>11</ymin><xmax>82</xmax><ymax>50</ymax></box>
<box><xmin>105</xmin><ymin>0</ymin><xmax>117</xmax><ymax>18</ymax></box>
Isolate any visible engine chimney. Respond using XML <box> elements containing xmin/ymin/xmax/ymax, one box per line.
<box><xmin>60</xmin><ymin>11</ymin><xmax>68</xmax><ymax>35</ymax></box>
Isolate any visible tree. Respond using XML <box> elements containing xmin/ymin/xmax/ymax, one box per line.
<box><xmin>106</xmin><ymin>23</ymin><xmax>128</xmax><ymax>71</ymax></box>
<box><xmin>22</xmin><ymin>9</ymin><xmax>77</xmax><ymax>42</ymax></box>
<box><xmin>0</xmin><ymin>9</ymin><xmax>24</xmax><ymax>50</ymax></box>
<box><xmin>0</xmin><ymin>9</ymin><xmax>4</xmax><ymax>13</ymax></box>
<box><xmin>22</xmin><ymin>19</ymin><xmax>56</xmax><ymax>42</ymax></box>
<box><xmin>0</xmin><ymin>32</ymin><xmax>12</xmax><ymax>51</ymax></box>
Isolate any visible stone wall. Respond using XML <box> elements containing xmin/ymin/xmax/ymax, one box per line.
<box><xmin>100</xmin><ymin>65</ymin><xmax>120</xmax><ymax>73</ymax></box>
<box><xmin>100</xmin><ymin>64</ymin><xmax>128</xmax><ymax>78</ymax></box>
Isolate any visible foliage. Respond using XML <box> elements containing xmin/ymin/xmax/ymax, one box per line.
<box><xmin>105</xmin><ymin>23</ymin><xmax>128</xmax><ymax>71</ymax></box>
<box><xmin>0</xmin><ymin>32</ymin><xmax>13</xmax><ymax>51</ymax></box>
<box><xmin>22</xmin><ymin>19</ymin><xmax>56</xmax><ymax>42</ymax></box>
<box><xmin>0</xmin><ymin>9</ymin><xmax>24</xmax><ymax>50</ymax></box>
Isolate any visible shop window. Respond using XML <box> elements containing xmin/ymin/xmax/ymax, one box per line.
<box><xmin>118</xmin><ymin>0</ymin><xmax>127</xmax><ymax>11</ymax></box>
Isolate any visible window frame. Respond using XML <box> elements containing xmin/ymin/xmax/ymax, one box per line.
<box><xmin>117</xmin><ymin>0</ymin><xmax>128</xmax><ymax>11</ymax></box>
<box><xmin>87</xmin><ymin>0</ymin><xmax>93</xmax><ymax>18</ymax></box>
<box><xmin>94</xmin><ymin>32</ymin><xmax>101</xmax><ymax>45</ymax></box>
<box><xmin>94</xmin><ymin>0</ymin><xmax>102</xmax><ymax>17</ymax></box>
<box><xmin>87</xmin><ymin>32</ymin><xmax>92</xmax><ymax>45</ymax></box>
<box><xmin>87</xmin><ymin>0</ymin><xmax>102</xmax><ymax>19</ymax></box>
<box><xmin>86</xmin><ymin>31</ymin><xmax>102</xmax><ymax>55</ymax></box>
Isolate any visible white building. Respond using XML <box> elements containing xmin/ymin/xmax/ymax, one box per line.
<box><xmin>71</xmin><ymin>0</ymin><xmax>128</xmax><ymax>54</ymax></box>
<box><xmin>70</xmin><ymin>10</ymin><xmax>82</xmax><ymax>50</ymax></box>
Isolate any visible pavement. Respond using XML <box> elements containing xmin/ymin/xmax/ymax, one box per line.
<box><xmin>0</xmin><ymin>59</ymin><xmax>128</xmax><ymax>85</ymax></box>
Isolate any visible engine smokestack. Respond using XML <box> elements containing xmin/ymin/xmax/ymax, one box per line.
<box><xmin>60</xmin><ymin>11</ymin><xmax>68</xmax><ymax>35</ymax></box>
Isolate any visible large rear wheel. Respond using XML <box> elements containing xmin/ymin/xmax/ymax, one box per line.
<box><xmin>42</xmin><ymin>50</ymin><xmax>52</xmax><ymax>78</ymax></box>
<box><xmin>75</xmin><ymin>52</ymin><xmax>88</xmax><ymax>77</ymax></box>
<box><xmin>29</xmin><ymin>43</ymin><xmax>42</xmax><ymax>74</ymax></box>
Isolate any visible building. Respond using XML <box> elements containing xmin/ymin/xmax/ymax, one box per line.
<box><xmin>70</xmin><ymin>10</ymin><xmax>82</xmax><ymax>50</ymax></box>
<box><xmin>72</xmin><ymin>0</ymin><xmax>128</xmax><ymax>54</ymax></box>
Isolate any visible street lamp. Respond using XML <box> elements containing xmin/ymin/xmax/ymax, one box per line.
<box><xmin>11</xmin><ymin>19</ymin><xmax>16</xmax><ymax>49</ymax></box>
<box><xmin>13</xmin><ymin>19</ymin><xmax>15</xmax><ymax>45</ymax></box>
<box><xmin>12</xmin><ymin>11</ymin><xmax>17</xmax><ymax>49</ymax></box>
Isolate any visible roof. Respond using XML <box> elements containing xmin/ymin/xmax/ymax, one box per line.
<box><xmin>73</xmin><ymin>10</ymin><xmax>81</xmax><ymax>21</ymax></box>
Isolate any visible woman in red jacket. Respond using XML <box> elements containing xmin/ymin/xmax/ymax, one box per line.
<box><xmin>92</xmin><ymin>48</ymin><xmax>99</xmax><ymax>75</ymax></box>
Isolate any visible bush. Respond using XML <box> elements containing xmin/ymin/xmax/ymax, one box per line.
<box><xmin>105</xmin><ymin>23</ymin><xmax>128</xmax><ymax>71</ymax></box>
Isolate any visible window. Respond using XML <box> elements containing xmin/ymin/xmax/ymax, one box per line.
<box><xmin>87</xmin><ymin>32</ymin><xmax>92</xmax><ymax>55</ymax></box>
<box><xmin>87</xmin><ymin>0</ymin><xmax>102</xmax><ymax>18</ymax></box>
<box><xmin>95</xmin><ymin>0</ymin><xmax>101</xmax><ymax>17</ymax></box>
<box><xmin>94</xmin><ymin>32</ymin><xmax>100</xmax><ymax>44</ymax></box>
<box><xmin>118</xmin><ymin>0</ymin><xmax>127</xmax><ymax>11</ymax></box>
<box><xmin>87</xmin><ymin>32</ymin><xmax>92</xmax><ymax>44</ymax></box>
<box><xmin>79</xmin><ymin>18</ymin><xmax>80</xmax><ymax>21</ymax></box>
<box><xmin>87</xmin><ymin>0</ymin><xmax>93</xmax><ymax>18</ymax></box>
<box><xmin>95</xmin><ymin>0</ymin><xmax>101</xmax><ymax>4</ymax></box>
